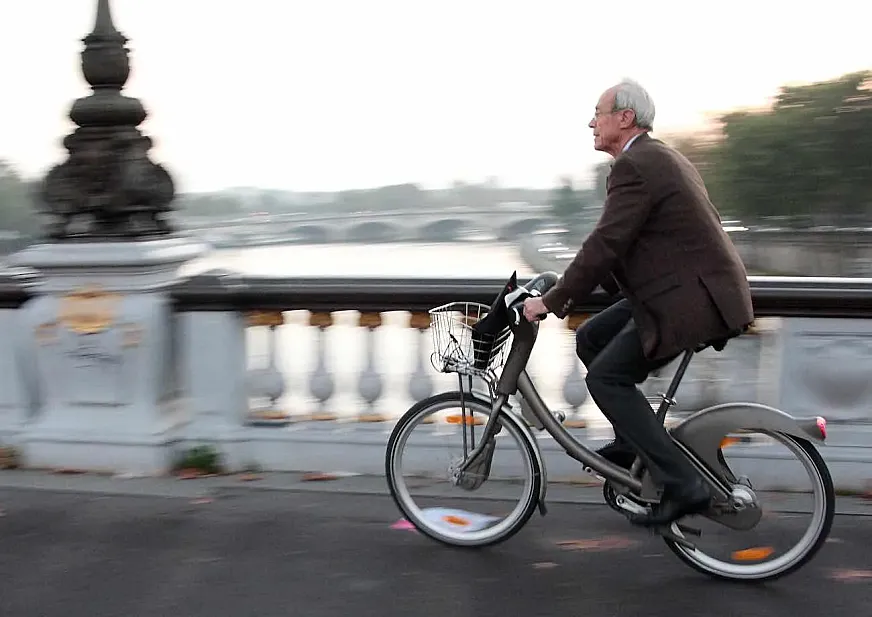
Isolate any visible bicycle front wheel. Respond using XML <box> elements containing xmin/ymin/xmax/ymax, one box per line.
<box><xmin>385</xmin><ymin>391</ymin><xmax>542</xmax><ymax>547</ymax></box>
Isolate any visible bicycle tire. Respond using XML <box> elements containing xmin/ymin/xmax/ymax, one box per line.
<box><xmin>664</xmin><ymin>433</ymin><xmax>835</xmax><ymax>582</ymax></box>
<box><xmin>385</xmin><ymin>391</ymin><xmax>542</xmax><ymax>548</ymax></box>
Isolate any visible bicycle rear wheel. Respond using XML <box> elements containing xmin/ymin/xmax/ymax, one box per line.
<box><xmin>664</xmin><ymin>430</ymin><xmax>834</xmax><ymax>582</ymax></box>
<box><xmin>385</xmin><ymin>391</ymin><xmax>542</xmax><ymax>547</ymax></box>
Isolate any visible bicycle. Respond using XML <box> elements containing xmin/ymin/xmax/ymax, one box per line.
<box><xmin>385</xmin><ymin>271</ymin><xmax>834</xmax><ymax>582</ymax></box>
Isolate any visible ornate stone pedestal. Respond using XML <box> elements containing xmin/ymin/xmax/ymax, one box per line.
<box><xmin>8</xmin><ymin>237</ymin><xmax>206</xmax><ymax>474</ymax></box>
<box><xmin>1</xmin><ymin>0</ymin><xmax>208</xmax><ymax>474</ymax></box>
<box><xmin>0</xmin><ymin>268</ymin><xmax>38</xmax><ymax>445</ymax></box>
<box><xmin>773</xmin><ymin>316</ymin><xmax>872</xmax><ymax>490</ymax></box>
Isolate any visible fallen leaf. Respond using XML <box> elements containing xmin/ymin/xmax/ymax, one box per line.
<box><xmin>556</xmin><ymin>536</ymin><xmax>638</xmax><ymax>552</ymax></box>
<box><xmin>532</xmin><ymin>561</ymin><xmax>558</xmax><ymax>569</ymax></box>
<box><xmin>238</xmin><ymin>473</ymin><xmax>262</xmax><ymax>482</ymax></box>
<box><xmin>177</xmin><ymin>469</ymin><xmax>203</xmax><ymax>480</ymax></box>
<box><xmin>53</xmin><ymin>468</ymin><xmax>87</xmax><ymax>475</ymax></box>
<box><xmin>830</xmin><ymin>569</ymin><xmax>872</xmax><ymax>582</ymax></box>
<box><xmin>357</xmin><ymin>414</ymin><xmax>390</xmax><ymax>423</ymax></box>
<box><xmin>301</xmin><ymin>472</ymin><xmax>339</xmax><ymax>482</ymax></box>
<box><xmin>190</xmin><ymin>497</ymin><xmax>213</xmax><ymax>505</ymax></box>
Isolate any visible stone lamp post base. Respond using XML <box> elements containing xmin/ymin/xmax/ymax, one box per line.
<box><xmin>7</xmin><ymin>236</ymin><xmax>207</xmax><ymax>475</ymax></box>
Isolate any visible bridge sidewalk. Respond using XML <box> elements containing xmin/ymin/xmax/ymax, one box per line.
<box><xmin>0</xmin><ymin>473</ymin><xmax>870</xmax><ymax>617</ymax></box>
<box><xmin>0</xmin><ymin>468</ymin><xmax>870</xmax><ymax>516</ymax></box>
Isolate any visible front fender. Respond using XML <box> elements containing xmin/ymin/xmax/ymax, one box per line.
<box><xmin>671</xmin><ymin>402</ymin><xmax>827</xmax><ymax>476</ymax></box>
<box><xmin>454</xmin><ymin>391</ymin><xmax>547</xmax><ymax>513</ymax></box>
<box><xmin>488</xmin><ymin>401</ymin><xmax>547</xmax><ymax>513</ymax></box>
<box><xmin>503</xmin><ymin>405</ymin><xmax>549</xmax><ymax>514</ymax></box>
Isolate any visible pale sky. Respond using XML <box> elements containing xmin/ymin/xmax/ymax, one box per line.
<box><xmin>1</xmin><ymin>0</ymin><xmax>870</xmax><ymax>194</ymax></box>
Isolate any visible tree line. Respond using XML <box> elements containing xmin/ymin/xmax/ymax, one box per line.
<box><xmin>0</xmin><ymin>162</ymin><xmax>40</xmax><ymax>254</ymax></box>
<box><xmin>552</xmin><ymin>69</ymin><xmax>872</xmax><ymax>228</ymax></box>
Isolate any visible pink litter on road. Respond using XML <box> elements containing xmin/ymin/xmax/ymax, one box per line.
<box><xmin>391</xmin><ymin>519</ymin><xmax>417</xmax><ymax>531</ymax></box>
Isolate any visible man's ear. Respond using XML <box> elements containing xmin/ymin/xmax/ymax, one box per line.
<box><xmin>619</xmin><ymin>109</ymin><xmax>636</xmax><ymax>129</ymax></box>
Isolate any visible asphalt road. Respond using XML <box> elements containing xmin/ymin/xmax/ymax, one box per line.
<box><xmin>0</xmin><ymin>486</ymin><xmax>869</xmax><ymax>617</ymax></box>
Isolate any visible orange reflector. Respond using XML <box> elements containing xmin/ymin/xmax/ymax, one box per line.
<box><xmin>442</xmin><ymin>515</ymin><xmax>470</xmax><ymax>526</ymax></box>
<box><xmin>720</xmin><ymin>436</ymin><xmax>740</xmax><ymax>448</ymax></box>
<box><xmin>732</xmin><ymin>547</ymin><xmax>774</xmax><ymax>561</ymax></box>
<box><xmin>445</xmin><ymin>414</ymin><xmax>484</xmax><ymax>426</ymax></box>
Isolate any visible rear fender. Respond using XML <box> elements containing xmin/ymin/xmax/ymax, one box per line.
<box><xmin>671</xmin><ymin>402</ymin><xmax>827</xmax><ymax>476</ymax></box>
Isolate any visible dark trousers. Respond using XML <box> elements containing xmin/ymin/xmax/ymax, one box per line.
<box><xmin>577</xmin><ymin>299</ymin><xmax>699</xmax><ymax>490</ymax></box>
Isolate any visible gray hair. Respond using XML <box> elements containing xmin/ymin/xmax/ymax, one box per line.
<box><xmin>612</xmin><ymin>79</ymin><xmax>655</xmax><ymax>130</ymax></box>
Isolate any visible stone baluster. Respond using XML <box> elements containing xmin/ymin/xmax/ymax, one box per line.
<box><xmin>244</xmin><ymin>311</ymin><xmax>289</xmax><ymax>426</ymax></box>
<box><xmin>562</xmin><ymin>314</ymin><xmax>588</xmax><ymax>428</ymax></box>
<box><xmin>408</xmin><ymin>312</ymin><xmax>436</xmax><ymax>424</ymax></box>
<box><xmin>752</xmin><ymin>318</ymin><xmax>781</xmax><ymax>407</ymax></box>
<box><xmin>0</xmin><ymin>307</ymin><xmax>27</xmax><ymax>444</ymax></box>
<box><xmin>408</xmin><ymin>312</ymin><xmax>434</xmax><ymax>401</ymax></box>
<box><xmin>308</xmin><ymin>312</ymin><xmax>336</xmax><ymax>421</ymax></box>
<box><xmin>357</xmin><ymin>312</ymin><xmax>386</xmax><ymax>422</ymax></box>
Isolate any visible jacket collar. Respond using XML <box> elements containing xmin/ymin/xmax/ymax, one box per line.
<box><xmin>622</xmin><ymin>131</ymin><xmax>651</xmax><ymax>152</ymax></box>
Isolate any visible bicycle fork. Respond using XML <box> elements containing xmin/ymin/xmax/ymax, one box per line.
<box><xmin>453</xmin><ymin>376</ymin><xmax>506</xmax><ymax>491</ymax></box>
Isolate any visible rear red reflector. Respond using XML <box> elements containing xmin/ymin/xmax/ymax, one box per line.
<box><xmin>816</xmin><ymin>416</ymin><xmax>827</xmax><ymax>439</ymax></box>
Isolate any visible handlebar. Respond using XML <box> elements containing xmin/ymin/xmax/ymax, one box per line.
<box><xmin>461</xmin><ymin>271</ymin><xmax>560</xmax><ymax>372</ymax></box>
<box><xmin>502</xmin><ymin>271</ymin><xmax>560</xmax><ymax>327</ymax></box>
<box><xmin>506</xmin><ymin>292</ymin><xmax>546</xmax><ymax>326</ymax></box>
<box><xmin>470</xmin><ymin>271</ymin><xmax>560</xmax><ymax>344</ymax></box>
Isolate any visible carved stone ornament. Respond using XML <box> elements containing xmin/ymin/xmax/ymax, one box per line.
<box><xmin>39</xmin><ymin>0</ymin><xmax>176</xmax><ymax>241</ymax></box>
<box><xmin>57</xmin><ymin>284</ymin><xmax>121</xmax><ymax>334</ymax></box>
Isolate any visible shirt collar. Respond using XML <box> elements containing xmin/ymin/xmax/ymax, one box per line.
<box><xmin>622</xmin><ymin>133</ymin><xmax>644</xmax><ymax>153</ymax></box>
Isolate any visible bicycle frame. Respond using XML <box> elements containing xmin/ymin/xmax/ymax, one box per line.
<box><xmin>457</xmin><ymin>287</ymin><xmax>735</xmax><ymax>502</ymax></box>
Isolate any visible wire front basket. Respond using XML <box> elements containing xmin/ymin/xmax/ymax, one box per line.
<box><xmin>428</xmin><ymin>301</ymin><xmax>513</xmax><ymax>380</ymax></box>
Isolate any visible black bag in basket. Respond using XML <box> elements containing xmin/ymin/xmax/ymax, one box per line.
<box><xmin>469</xmin><ymin>272</ymin><xmax>518</xmax><ymax>370</ymax></box>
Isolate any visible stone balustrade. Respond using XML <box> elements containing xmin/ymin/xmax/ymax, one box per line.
<box><xmin>3</xmin><ymin>0</ymin><xmax>869</xmax><ymax>497</ymax></box>
<box><xmin>2</xmin><ymin>266</ymin><xmax>872</xmax><ymax>492</ymax></box>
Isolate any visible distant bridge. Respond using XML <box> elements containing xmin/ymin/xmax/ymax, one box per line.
<box><xmin>181</xmin><ymin>205</ymin><xmax>567</xmax><ymax>244</ymax></box>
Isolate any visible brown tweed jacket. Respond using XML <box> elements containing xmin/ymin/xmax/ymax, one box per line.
<box><xmin>541</xmin><ymin>133</ymin><xmax>754</xmax><ymax>361</ymax></box>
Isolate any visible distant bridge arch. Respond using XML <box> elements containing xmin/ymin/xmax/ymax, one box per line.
<box><xmin>292</xmin><ymin>225</ymin><xmax>330</xmax><ymax>244</ymax></box>
<box><xmin>345</xmin><ymin>221</ymin><xmax>402</xmax><ymax>243</ymax></box>
<box><xmin>419</xmin><ymin>219</ymin><xmax>468</xmax><ymax>241</ymax></box>
<box><xmin>501</xmin><ymin>218</ymin><xmax>552</xmax><ymax>238</ymax></box>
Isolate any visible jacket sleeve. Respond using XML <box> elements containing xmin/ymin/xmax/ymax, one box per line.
<box><xmin>542</xmin><ymin>156</ymin><xmax>651</xmax><ymax>317</ymax></box>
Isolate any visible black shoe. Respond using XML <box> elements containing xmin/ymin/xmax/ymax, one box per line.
<box><xmin>596</xmin><ymin>440</ymin><xmax>637</xmax><ymax>470</ymax></box>
<box><xmin>628</xmin><ymin>479</ymin><xmax>711</xmax><ymax>527</ymax></box>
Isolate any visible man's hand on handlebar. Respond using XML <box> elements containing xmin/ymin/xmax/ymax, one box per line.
<box><xmin>522</xmin><ymin>297</ymin><xmax>549</xmax><ymax>323</ymax></box>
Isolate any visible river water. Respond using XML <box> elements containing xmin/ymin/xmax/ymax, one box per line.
<box><xmin>182</xmin><ymin>241</ymin><xmax>537</xmax><ymax>279</ymax></box>
<box><xmin>181</xmin><ymin>241</ymin><xmax>605</xmax><ymax>430</ymax></box>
